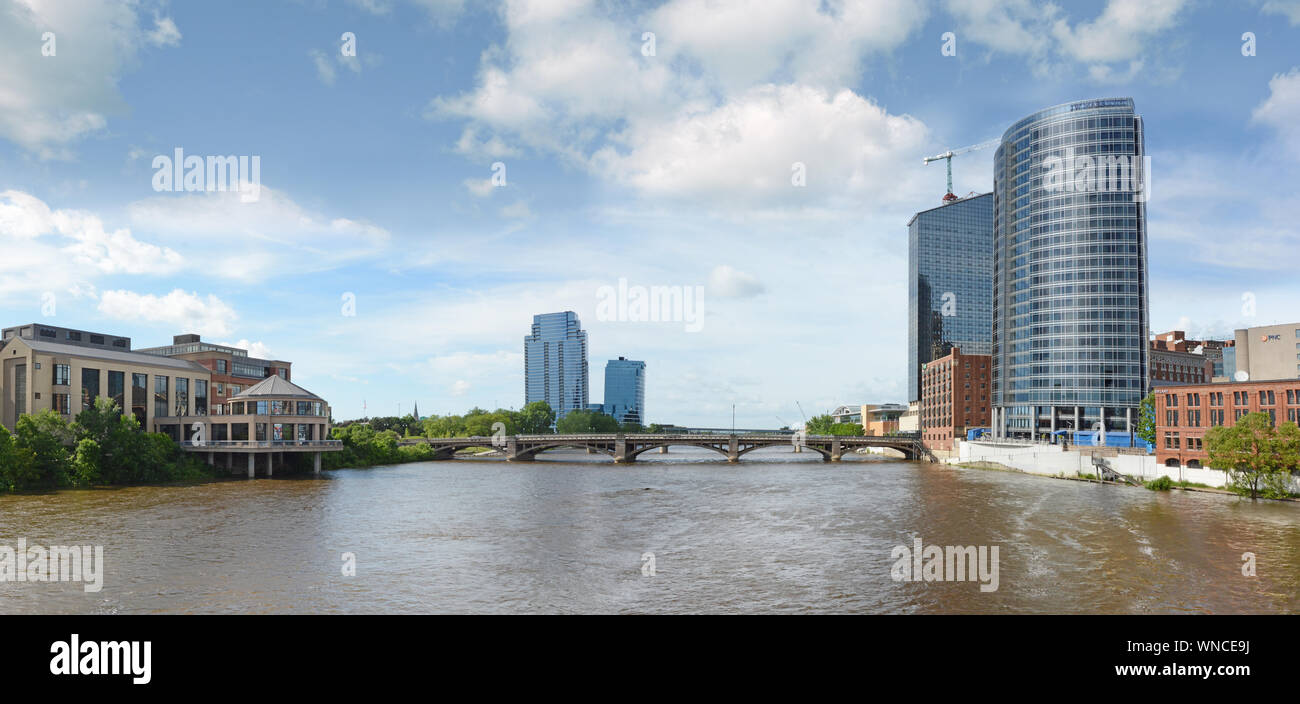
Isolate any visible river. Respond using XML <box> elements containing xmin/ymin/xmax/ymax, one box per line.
<box><xmin>1</xmin><ymin>447</ymin><xmax>1297</xmax><ymax>613</ymax></box>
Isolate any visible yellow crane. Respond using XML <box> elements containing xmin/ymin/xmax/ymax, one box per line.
<box><xmin>922</xmin><ymin>138</ymin><xmax>1000</xmax><ymax>203</ymax></box>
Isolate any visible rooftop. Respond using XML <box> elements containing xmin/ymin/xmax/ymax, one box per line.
<box><xmin>229</xmin><ymin>375</ymin><xmax>323</xmax><ymax>400</ymax></box>
<box><xmin>6</xmin><ymin>337</ymin><xmax>209</xmax><ymax>372</ymax></box>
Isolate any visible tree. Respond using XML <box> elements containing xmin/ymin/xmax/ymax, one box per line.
<box><xmin>14</xmin><ymin>410</ymin><xmax>73</xmax><ymax>488</ymax></box>
<box><xmin>0</xmin><ymin>425</ymin><xmax>38</xmax><ymax>491</ymax></box>
<box><xmin>803</xmin><ymin>415</ymin><xmax>862</xmax><ymax>436</ymax></box>
<box><xmin>516</xmin><ymin>401</ymin><xmax>556</xmax><ymax>435</ymax></box>
<box><xmin>1136</xmin><ymin>392</ymin><xmax>1156</xmax><ymax>445</ymax></box>
<box><xmin>555</xmin><ymin>409</ymin><xmax>620</xmax><ymax>434</ymax></box>
<box><xmin>1205</xmin><ymin>413</ymin><xmax>1300</xmax><ymax>500</ymax></box>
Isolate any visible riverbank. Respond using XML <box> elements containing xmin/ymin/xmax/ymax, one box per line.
<box><xmin>949</xmin><ymin>441</ymin><xmax>1300</xmax><ymax>501</ymax></box>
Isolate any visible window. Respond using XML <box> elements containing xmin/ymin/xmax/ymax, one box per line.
<box><xmin>53</xmin><ymin>364</ymin><xmax>70</xmax><ymax>385</ymax></box>
<box><xmin>89</xmin><ymin>335</ymin><xmax>104</xmax><ymax>344</ymax></box>
<box><xmin>194</xmin><ymin>380</ymin><xmax>208</xmax><ymax>416</ymax></box>
<box><xmin>53</xmin><ymin>393</ymin><xmax>71</xmax><ymax>415</ymax></box>
<box><xmin>216</xmin><ymin>359</ymin><xmax>227</xmax><ymax>374</ymax></box>
<box><xmin>38</xmin><ymin>328</ymin><xmax>55</xmax><ymax>338</ymax></box>
<box><xmin>277</xmin><ymin>368</ymin><xmax>288</xmax><ymax>380</ymax></box>
<box><xmin>131</xmin><ymin>373</ymin><xmax>147</xmax><ymax>425</ymax></box>
<box><xmin>108</xmin><ymin>371</ymin><xmax>125</xmax><ymax>411</ymax></box>
<box><xmin>154</xmin><ymin>376</ymin><xmax>169</xmax><ymax>418</ymax></box>
<box><xmin>112</xmin><ymin>339</ymin><xmax>126</xmax><ymax>348</ymax></box>
<box><xmin>65</xmin><ymin>331</ymin><xmax>82</xmax><ymax>342</ymax></box>
<box><xmin>81</xmin><ymin>367</ymin><xmax>100</xmax><ymax>411</ymax></box>
<box><xmin>175</xmin><ymin>378</ymin><xmax>189</xmax><ymax>416</ymax></box>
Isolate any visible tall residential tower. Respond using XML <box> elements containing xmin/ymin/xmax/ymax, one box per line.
<box><xmin>524</xmin><ymin>311</ymin><xmax>589</xmax><ymax>421</ymax></box>
<box><xmin>601</xmin><ymin>357</ymin><xmax>646</xmax><ymax>425</ymax></box>
<box><xmin>907</xmin><ymin>192</ymin><xmax>994</xmax><ymax>403</ymax></box>
<box><xmin>991</xmin><ymin>98</ymin><xmax>1150</xmax><ymax>439</ymax></box>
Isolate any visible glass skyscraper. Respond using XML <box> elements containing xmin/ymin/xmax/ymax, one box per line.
<box><xmin>991</xmin><ymin>98</ymin><xmax>1149</xmax><ymax>439</ymax></box>
<box><xmin>602</xmin><ymin>357</ymin><xmax>645</xmax><ymax>425</ymax></box>
<box><xmin>524</xmin><ymin>311</ymin><xmax>588</xmax><ymax>421</ymax></box>
<box><xmin>907</xmin><ymin>192</ymin><xmax>994</xmax><ymax>403</ymax></box>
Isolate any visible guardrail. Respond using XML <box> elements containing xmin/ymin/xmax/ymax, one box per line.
<box><xmin>178</xmin><ymin>440</ymin><xmax>343</xmax><ymax>449</ymax></box>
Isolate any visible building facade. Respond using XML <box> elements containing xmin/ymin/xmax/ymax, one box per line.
<box><xmin>1231</xmin><ymin>322</ymin><xmax>1300</xmax><ymax>381</ymax></box>
<box><xmin>920</xmin><ymin>349</ymin><xmax>992</xmax><ymax>451</ymax></box>
<box><xmin>1153</xmin><ymin>378</ymin><xmax>1300</xmax><ymax>468</ymax></box>
<box><xmin>136</xmin><ymin>334</ymin><xmax>292</xmax><ymax>416</ymax></box>
<box><xmin>1149</xmin><ymin>341</ymin><xmax>1213</xmax><ymax>386</ymax></box>
<box><xmin>1152</xmin><ymin>330</ymin><xmax>1233</xmax><ymax>380</ymax></box>
<box><xmin>1</xmin><ymin>325</ymin><xmax>211</xmax><ymax>433</ymax></box>
<box><xmin>864</xmin><ymin>403</ymin><xmax>906</xmax><ymax>436</ymax></box>
<box><xmin>907</xmin><ymin>192</ymin><xmax>994</xmax><ymax>403</ymax></box>
<box><xmin>992</xmin><ymin>98</ymin><xmax>1150</xmax><ymax>439</ymax></box>
<box><xmin>524</xmin><ymin>311</ymin><xmax>589</xmax><ymax>421</ymax></box>
<box><xmin>601</xmin><ymin>357</ymin><xmax>645</xmax><ymax>425</ymax></box>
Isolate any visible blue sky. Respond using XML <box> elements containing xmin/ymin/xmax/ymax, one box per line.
<box><xmin>2</xmin><ymin>0</ymin><xmax>1299</xmax><ymax>427</ymax></box>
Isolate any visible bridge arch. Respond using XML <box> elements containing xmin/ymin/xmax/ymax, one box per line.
<box><xmin>625</xmin><ymin>442</ymin><xmax>732</xmax><ymax>462</ymax></box>
<box><xmin>513</xmin><ymin>442</ymin><xmax>617</xmax><ymax>461</ymax></box>
<box><xmin>736</xmin><ymin>443</ymin><xmax>832</xmax><ymax>460</ymax></box>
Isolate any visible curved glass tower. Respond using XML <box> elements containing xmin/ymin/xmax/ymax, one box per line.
<box><xmin>991</xmin><ymin>98</ymin><xmax>1150</xmax><ymax>439</ymax></box>
<box><xmin>524</xmin><ymin>311</ymin><xmax>589</xmax><ymax>422</ymax></box>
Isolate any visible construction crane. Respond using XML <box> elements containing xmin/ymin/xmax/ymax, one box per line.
<box><xmin>922</xmin><ymin>138</ymin><xmax>1000</xmax><ymax>203</ymax></box>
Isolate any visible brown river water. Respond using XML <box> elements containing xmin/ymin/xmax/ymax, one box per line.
<box><xmin>1</xmin><ymin>447</ymin><xmax>1297</xmax><ymax>614</ymax></box>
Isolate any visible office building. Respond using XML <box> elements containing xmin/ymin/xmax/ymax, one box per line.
<box><xmin>907</xmin><ymin>192</ymin><xmax>994</xmax><ymax>403</ymax></box>
<box><xmin>136</xmin><ymin>334</ymin><xmax>292</xmax><ymax>415</ymax></box>
<box><xmin>1152</xmin><ymin>330</ymin><xmax>1233</xmax><ymax>379</ymax></box>
<box><xmin>1</xmin><ymin>323</ymin><xmax>210</xmax><ymax>432</ymax></box>
<box><xmin>864</xmin><ymin>403</ymin><xmax>906</xmax><ymax>436</ymax></box>
<box><xmin>992</xmin><ymin>98</ymin><xmax>1150</xmax><ymax>438</ymax></box>
<box><xmin>601</xmin><ymin>357</ymin><xmax>645</xmax><ymax>425</ymax></box>
<box><xmin>1231</xmin><ymin>322</ymin><xmax>1300</xmax><ymax>381</ymax></box>
<box><xmin>1153</xmin><ymin>378</ymin><xmax>1300</xmax><ymax>469</ymax></box>
<box><xmin>524</xmin><ymin>311</ymin><xmax>589</xmax><ymax>421</ymax></box>
<box><xmin>920</xmin><ymin>348</ymin><xmax>992</xmax><ymax>451</ymax></box>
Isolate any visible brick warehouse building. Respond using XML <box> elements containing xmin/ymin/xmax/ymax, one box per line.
<box><xmin>920</xmin><ymin>348</ymin><xmax>991</xmax><ymax>452</ymax></box>
<box><xmin>1149</xmin><ymin>339</ymin><xmax>1214</xmax><ymax>386</ymax></box>
<box><xmin>1153</xmin><ymin>378</ymin><xmax>1300</xmax><ymax>469</ymax></box>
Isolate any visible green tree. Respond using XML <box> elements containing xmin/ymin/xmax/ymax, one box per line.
<box><xmin>1136</xmin><ymin>392</ymin><xmax>1156</xmax><ymax>445</ymax></box>
<box><xmin>1205</xmin><ymin>412</ymin><xmax>1300</xmax><ymax>499</ymax></box>
<box><xmin>0</xmin><ymin>425</ymin><xmax>38</xmax><ymax>491</ymax></box>
<box><xmin>14</xmin><ymin>410</ymin><xmax>73</xmax><ymax>488</ymax></box>
<box><xmin>804</xmin><ymin>414</ymin><xmax>835</xmax><ymax>435</ymax></box>
<box><xmin>516</xmin><ymin>401</ymin><xmax>556</xmax><ymax>435</ymax></box>
<box><xmin>555</xmin><ymin>409</ymin><xmax>620</xmax><ymax>434</ymax></box>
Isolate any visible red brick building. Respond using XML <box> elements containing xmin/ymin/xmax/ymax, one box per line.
<box><xmin>1149</xmin><ymin>339</ymin><xmax>1214</xmax><ymax>386</ymax></box>
<box><xmin>136</xmin><ymin>335</ymin><xmax>292</xmax><ymax>416</ymax></box>
<box><xmin>920</xmin><ymin>348</ymin><xmax>991</xmax><ymax>452</ymax></box>
<box><xmin>1153</xmin><ymin>378</ymin><xmax>1300</xmax><ymax>469</ymax></box>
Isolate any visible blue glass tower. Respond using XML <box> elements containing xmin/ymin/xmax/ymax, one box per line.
<box><xmin>602</xmin><ymin>357</ymin><xmax>645</xmax><ymax>425</ymax></box>
<box><xmin>524</xmin><ymin>312</ymin><xmax>588</xmax><ymax>421</ymax></box>
<box><xmin>991</xmin><ymin>98</ymin><xmax>1150</xmax><ymax>439</ymax></box>
<box><xmin>907</xmin><ymin>193</ymin><xmax>994</xmax><ymax>402</ymax></box>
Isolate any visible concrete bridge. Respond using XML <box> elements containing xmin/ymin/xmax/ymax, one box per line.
<box><xmin>400</xmin><ymin>434</ymin><xmax>936</xmax><ymax>463</ymax></box>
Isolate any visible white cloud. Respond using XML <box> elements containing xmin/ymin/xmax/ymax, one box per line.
<box><xmin>0</xmin><ymin>0</ymin><xmax>181</xmax><ymax>157</ymax></box>
<box><xmin>309</xmin><ymin>49</ymin><xmax>337</xmax><ymax>85</ymax></box>
<box><xmin>450</xmin><ymin>379</ymin><xmax>471</xmax><ymax>395</ymax></box>
<box><xmin>126</xmin><ymin>184</ymin><xmax>391</xmax><ymax>280</ymax></box>
<box><xmin>500</xmin><ymin>200</ymin><xmax>531</xmax><ymax>219</ymax></box>
<box><xmin>463</xmin><ymin>178</ymin><xmax>495</xmax><ymax>197</ymax></box>
<box><xmin>947</xmin><ymin>0</ymin><xmax>1189</xmax><ymax>80</ymax></box>
<box><xmin>708</xmin><ymin>265</ymin><xmax>765</xmax><ymax>298</ymax></box>
<box><xmin>217</xmin><ymin>339</ymin><xmax>275</xmax><ymax>359</ymax></box>
<box><xmin>0</xmin><ymin>190</ymin><xmax>181</xmax><ymax>301</ymax></box>
<box><xmin>1252</xmin><ymin>68</ymin><xmax>1300</xmax><ymax>157</ymax></box>
<box><xmin>146</xmin><ymin>16</ymin><xmax>182</xmax><ymax>47</ymax></box>
<box><xmin>97</xmin><ymin>289</ymin><xmax>238</xmax><ymax>337</ymax></box>
<box><xmin>1262</xmin><ymin>0</ymin><xmax>1300</xmax><ymax>25</ymax></box>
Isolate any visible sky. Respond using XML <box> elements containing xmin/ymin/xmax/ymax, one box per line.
<box><xmin>2</xmin><ymin>0</ymin><xmax>1300</xmax><ymax>427</ymax></box>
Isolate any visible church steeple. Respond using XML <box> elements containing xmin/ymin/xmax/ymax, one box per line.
<box><xmin>412</xmin><ymin>401</ymin><xmax>419</xmax><ymax>419</ymax></box>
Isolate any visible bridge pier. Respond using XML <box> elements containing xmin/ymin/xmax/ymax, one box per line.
<box><xmin>728</xmin><ymin>435</ymin><xmax>739</xmax><ymax>463</ymax></box>
<box><xmin>247</xmin><ymin>454</ymin><xmax>255</xmax><ymax>479</ymax></box>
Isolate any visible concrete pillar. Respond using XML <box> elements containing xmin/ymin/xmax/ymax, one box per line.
<box><xmin>659</xmin><ymin>445</ymin><xmax>668</xmax><ymax>453</ymax></box>
<box><xmin>829</xmin><ymin>437</ymin><xmax>842</xmax><ymax>462</ymax></box>
<box><xmin>728</xmin><ymin>435</ymin><xmax>739</xmax><ymax>463</ymax></box>
<box><xmin>266</xmin><ymin>453</ymin><xmax>273</xmax><ymax>477</ymax></box>
<box><xmin>208</xmin><ymin>451</ymin><xmax>214</xmax><ymax>466</ymax></box>
<box><xmin>1074</xmin><ymin>406</ymin><xmax>1080</xmax><ymax>436</ymax></box>
<box><xmin>314</xmin><ymin>452</ymin><xmax>321</xmax><ymax>476</ymax></box>
<box><xmin>247</xmin><ymin>454</ymin><xmax>254</xmax><ymax>479</ymax></box>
